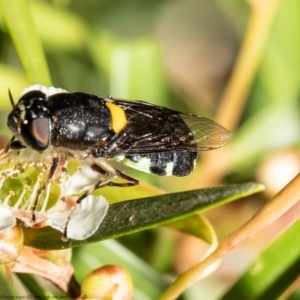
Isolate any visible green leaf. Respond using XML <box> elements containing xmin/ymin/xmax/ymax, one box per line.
<box><xmin>31</xmin><ymin>0</ymin><xmax>88</xmax><ymax>52</ymax></box>
<box><xmin>88</xmin><ymin>31</ymin><xmax>167</xmax><ymax>104</ymax></box>
<box><xmin>229</xmin><ymin>100</ymin><xmax>300</xmax><ymax>170</ymax></box>
<box><xmin>221</xmin><ymin>218</ymin><xmax>300</xmax><ymax>300</ymax></box>
<box><xmin>0</xmin><ymin>64</ymin><xmax>28</xmax><ymax>109</ymax></box>
<box><xmin>259</xmin><ymin>0</ymin><xmax>300</xmax><ymax>101</ymax></box>
<box><xmin>23</xmin><ymin>182</ymin><xmax>264</xmax><ymax>250</ymax></box>
<box><xmin>168</xmin><ymin>214</ymin><xmax>216</xmax><ymax>245</ymax></box>
<box><xmin>17</xmin><ymin>274</ymin><xmax>58</xmax><ymax>299</ymax></box>
<box><xmin>99</xmin><ymin>181</ymin><xmax>164</xmax><ymax>203</ymax></box>
<box><xmin>0</xmin><ymin>266</ymin><xmax>19</xmax><ymax>296</ymax></box>
<box><xmin>0</xmin><ymin>0</ymin><xmax>51</xmax><ymax>85</ymax></box>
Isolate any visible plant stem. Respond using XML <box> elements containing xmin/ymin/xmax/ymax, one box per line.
<box><xmin>189</xmin><ymin>0</ymin><xmax>281</xmax><ymax>189</ymax></box>
<box><xmin>160</xmin><ymin>172</ymin><xmax>300</xmax><ymax>300</ymax></box>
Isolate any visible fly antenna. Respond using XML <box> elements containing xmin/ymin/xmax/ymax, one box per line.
<box><xmin>8</xmin><ymin>89</ymin><xmax>16</xmax><ymax>109</ymax></box>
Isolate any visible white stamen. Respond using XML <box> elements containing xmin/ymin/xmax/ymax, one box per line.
<box><xmin>0</xmin><ymin>142</ymin><xmax>109</xmax><ymax>240</ymax></box>
<box><xmin>13</xmin><ymin>185</ymin><xmax>28</xmax><ymax>209</ymax></box>
<box><xmin>3</xmin><ymin>190</ymin><xmax>14</xmax><ymax>205</ymax></box>
<box><xmin>0</xmin><ymin>169</ymin><xmax>20</xmax><ymax>199</ymax></box>
<box><xmin>20</xmin><ymin>175</ymin><xmax>42</xmax><ymax>211</ymax></box>
<box><xmin>41</xmin><ymin>183</ymin><xmax>51</xmax><ymax>212</ymax></box>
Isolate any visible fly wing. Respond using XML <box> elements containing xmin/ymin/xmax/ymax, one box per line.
<box><xmin>101</xmin><ymin>98</ymin><xmax>232</xmax><ymax>157</ymax></box>
<box><xmin>179</xmin><ymin>114</ymin><xmax>232</xmax><ymax>150</ymax></box>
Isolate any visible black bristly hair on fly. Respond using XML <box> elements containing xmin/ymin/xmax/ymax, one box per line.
<box><xmin>8</xmin><ymin>89</ymin><xmax>16</xmax><ymax>109</ymax></box>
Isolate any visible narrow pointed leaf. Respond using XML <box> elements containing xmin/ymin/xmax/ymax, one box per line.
<box><xmin>0</xmin><ymin>0</ymin><xmax>51</xmax><ymax>85</ymax></box>
<box><xmin>168</xmin><ymin>214</ymin><xmax>216</xmax><ymax>245</ymax></box>
<box><xmin>221</xmin><ymin>218</ymin><xmax>300</xmax><ymax>300</ymax></box>
<box><xmin>23</xmin><ymin>182</ymin><xmax>264</xmax><ymax>250</ymax></box>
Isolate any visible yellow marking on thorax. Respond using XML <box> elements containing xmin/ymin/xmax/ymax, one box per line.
<box><xmin>106</xmin><ymin>102</ymin><xmax>127</xmax><ymax>133</ymax></box>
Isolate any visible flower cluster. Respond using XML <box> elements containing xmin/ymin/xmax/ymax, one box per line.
<box><xmin>0</xmin><ymin>144</ymin><xmax>109</xmax><ymax>241</ymax></box>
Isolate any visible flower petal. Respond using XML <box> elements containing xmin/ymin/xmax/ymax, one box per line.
<box><xmin>0</xmin><ymin>204</ymin><xmax>17</xmax><ymax>232</ymax></box>
<box><xmin>19</xmin><ymin>85</ymin><xmax>68</xmax><ymax>98</ymax></box>
<box><xmin>47</xmin><ymin>195</ymin><xmax>109</xmax><ymax>240</ymax></box>
<box><xmin>61</xmin><ymin>162</ymin><xmax>104</xmax><ymax>196</ymax></box>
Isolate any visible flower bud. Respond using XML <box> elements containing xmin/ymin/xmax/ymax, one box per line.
<box><xmin>0</xmin><ymin>225</ymin><xmax>24</xmax><ymax>264</ymax></box>
<box><xmin>81</xmin><ymin>265</ymin><xmax>133</xmax><ymax>300</ymax></box>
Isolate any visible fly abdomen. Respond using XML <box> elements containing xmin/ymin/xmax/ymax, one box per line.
<box><xmin>120</xmin><ymin>151</ymin><xmax>198</xmax><ymax>176</ymax></box>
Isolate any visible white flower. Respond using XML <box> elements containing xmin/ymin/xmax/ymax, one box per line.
<box><xmin>0</xmin><ymin>147</ymin><xmax>109</xmax><ymax>240</ymax></box>
<box><xmin>46</xmin><ymin>194</ymin><xmax>108</xmax><ymax>240</ymax></box>
<box><xmin>60</xmin><ymin>161</ymin><xmax>105</xmax><ymax>196</ymax></box>
<box><xmin>45</xmin><ymin>161</ymin><xmax>109</xmax><ymax>240</ymax></box>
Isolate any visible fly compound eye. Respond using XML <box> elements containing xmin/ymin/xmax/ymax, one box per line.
<box><xmin>20</xmin><ymin>117</ymin><xmax>51</xmax><ymax>150</ymax></box>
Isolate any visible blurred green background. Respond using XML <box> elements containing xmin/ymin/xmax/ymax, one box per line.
<box><xmin>0</xmin><ymin>0</ymin><xmax>300</xmax><ymax>299</ymax></box>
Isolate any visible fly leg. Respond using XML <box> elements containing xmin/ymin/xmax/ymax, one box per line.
<box><xmin>0</xmin><ymin>136</ymin><xmax>16</xmax><ymax>159</ymax></box>
<box><xmin>0</xmin><ymin>138</ymin><xmax>63</xmax><ymax>221</ymax></box>
<box><xmin>31</xmin><ymin>153</ymin><xmax>62</xmax><ymax>221</ymax></box>
<box><xmin>73</xmin><ymin>162</ymin><xmax>138</xmax><ymax>205</ymax></box>
<box><xmin>0</xmin><ymin>136</ymin><xmax>28</xmax><ymax>159</ymax></box>
<box><xmin>107</xmin><ymin>168</ymin><xmax>139</xmax><ymax>187</ymax></box>
<box><xmin>96</xmin><ymin>159</ymin><xmax>139</xmax><ymax>187</ymax></box>
<box><xmin>62</xmin><ymin>163</ymin><xmax>138</xmax><ymax>240</ymax></box>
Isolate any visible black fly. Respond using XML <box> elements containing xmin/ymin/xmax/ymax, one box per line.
<box><xmin>3</xmin><ymin>85</ymin><xmax>232</xmax><ymax>238</ymax></box>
